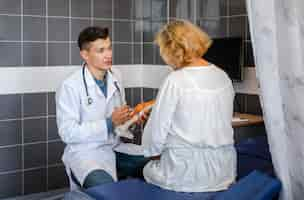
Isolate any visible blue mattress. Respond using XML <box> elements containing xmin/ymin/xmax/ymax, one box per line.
<box><xmin>84</xmin><ymin>136</ymin><xmax>279</xmax><ymax>200</ymax></box>
<box><xmin>86</xmin><ymin>170</ymin><xmax>281</xmax><ymax>200</ymax></box>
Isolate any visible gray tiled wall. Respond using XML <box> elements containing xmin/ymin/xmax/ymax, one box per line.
<box><xmin>0</xmin><ymin>92</ymin><xmax>65</xmax><ymax>199</ymax></box>
<box><xmin>0</xmin><ymin>0</ymin><xmax>261</xmax><ymax>198</ymax></box>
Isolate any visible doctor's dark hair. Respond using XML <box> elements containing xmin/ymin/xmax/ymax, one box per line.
<box><xmin>78</xmin><ymin>26</ymin><xmax>109</xmax><ymax>50</ymax></box>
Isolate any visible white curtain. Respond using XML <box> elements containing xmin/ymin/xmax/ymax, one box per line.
<box><xmin>246</xmin><ymin>0</ymin><xmax>304</xmax><ymax>199</ymax></box>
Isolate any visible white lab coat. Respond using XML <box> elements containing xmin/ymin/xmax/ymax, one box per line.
<box><xmin>142</xmin><ymin>65</ymin><xmax>237</xmax><ymax>192</ymax></box>
<box><xmin>56</xmin><ymin>67</ymin><xmax>125</xmax><ymax>189</ymax></box>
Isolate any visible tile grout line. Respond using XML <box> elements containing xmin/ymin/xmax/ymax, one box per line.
<box><xmin>21</xmin><ymin>0</ymin><xmax>23</xmax><ymax>66</ymax></box>
<box><xmin>46</xmin><ymin>0</ymin><xmax>49</xmax><ymax>192</ymax></box>
<box><xmin>91</xmin><ymin>0</ymin><xmax>94</xmax><ymax>26</ymax></box>
<box><xmin>69</xmin><ymin>0</ymin><xmax>72</xmax><ymax>65</ymax></box>
<box><xmin>21</xmin><ymin>93</ymin><xmax>24</xmax><ymax>195</ymax></box>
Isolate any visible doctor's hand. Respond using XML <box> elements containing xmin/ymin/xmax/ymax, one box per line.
<box><xmin>111</xmin><ymin>105</ymin><xmax>132</xmax><ymax>127</ymax></box>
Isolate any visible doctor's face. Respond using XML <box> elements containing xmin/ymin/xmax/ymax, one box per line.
<box><xmin>80</xmin><ymin>37</ymin><xmax>112</xmax><ymax>71</ymax></box>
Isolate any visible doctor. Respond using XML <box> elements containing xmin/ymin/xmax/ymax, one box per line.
<box><xmin>56</xmin><ymin>26</ymin><xmax>135</xmax><ymax>189</ymax></box>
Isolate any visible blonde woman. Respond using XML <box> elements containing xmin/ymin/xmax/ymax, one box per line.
<box><xmin>142</xmin><ymin>20</ymin><xmax>237</xmax><ymax>192</ymax></box>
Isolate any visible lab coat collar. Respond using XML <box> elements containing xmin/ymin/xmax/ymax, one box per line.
<box><xmin>84</xmin><ymin>66</ymin><xmax>120</xmax><ymax>102</ymax></box>
<box><xmin>106</xmin><ymin>69</ymin><xmax>120</xmax><ymax>102</ymax></box>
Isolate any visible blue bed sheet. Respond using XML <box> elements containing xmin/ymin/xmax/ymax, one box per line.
<box><xmin>84</xmin><ymin>136</ymin><xmax>279</xmax><ymax>200</ymax></box>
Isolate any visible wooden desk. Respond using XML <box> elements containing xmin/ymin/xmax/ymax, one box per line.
<box><xmin>232</xmin><ymin>113</ymin><xmax>264</xmax><ymax>128</ymax></box>
<box><xmin>232</xmin><ymin>113</ymin><xmax>265</xmax><ymax>142</ymax></box>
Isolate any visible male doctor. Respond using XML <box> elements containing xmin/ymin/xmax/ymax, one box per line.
<box><xmin>56</xmin><ymin>26</ymin><xmax>147</xmax><ymax>189</ymax></box>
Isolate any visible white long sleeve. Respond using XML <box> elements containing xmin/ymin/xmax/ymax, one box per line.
<box><xmin>142</xmin><ymin>77</ymin><xmax>179</xmax><ymax>156</ymax></box>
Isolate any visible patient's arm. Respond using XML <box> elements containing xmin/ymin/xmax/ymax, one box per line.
<box><xmin>114</xmin><ymin>100</ymin><xmax>155</xmax><ymax>139</ymax></box>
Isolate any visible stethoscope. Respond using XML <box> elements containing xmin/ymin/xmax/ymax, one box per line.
<box><xmin>82</xmin><ymin>63</ymin><xmax>121</xmax><ymax>106</ymax></box>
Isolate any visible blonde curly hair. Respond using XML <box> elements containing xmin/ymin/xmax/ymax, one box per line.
<box><xmin>155</xmin><ymin>20</ymin><xmax>212</xmax><ymax>68</ymax></box>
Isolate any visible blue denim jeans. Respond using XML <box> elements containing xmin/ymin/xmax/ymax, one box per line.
<box><xmin>71</xmin><ymin>152</ymin><xmax>149</xmax><ymax>189</ymax></box>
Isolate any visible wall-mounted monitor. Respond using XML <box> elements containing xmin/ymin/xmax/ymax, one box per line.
<box><xmin>204</xmin><ymin>37</ymin><xmax>244</xmax><ymax>81</ymax></box>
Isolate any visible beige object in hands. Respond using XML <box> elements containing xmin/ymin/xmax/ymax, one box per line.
<box><xmin>115</xmin><ymin>100</ymin><xmax>155</xmax><ymax>139</ymax></box>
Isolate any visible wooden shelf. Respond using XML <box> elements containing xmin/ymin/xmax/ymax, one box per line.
<box><xmin>232</xmin><ymin>112</ymin><xmax>264</xmax><ymax>128</ymax></box>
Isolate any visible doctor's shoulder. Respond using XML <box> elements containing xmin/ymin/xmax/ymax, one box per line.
<box><xmin>56</xmin><ymin>68</ymin><xmax>83</xmax><ymax>98</ymax></box>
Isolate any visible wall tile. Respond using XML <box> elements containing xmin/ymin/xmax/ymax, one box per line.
<box><xmin>24</xmin><ymin>143</ymin><xmax>46</xmax><ymax>169</ymax></box>
<box><xmin>48</xmin><ymin>18</ymin><xmax>69</xmax><ymax>41</ymax></box>
<box><xmin>0</xmin><ymin>146</ymin><xmax>22</xmax><ymax>172</ymax></box>
<box><xmin>197</xmin><ymin>0</ymin><xmax>228</xmax><ymax>18</ymax></box>
<box><xmin>152</xmin><ymin>0</ymin><xmax>167</xmax><ymax>20</ymax></box>
<box><xmin>133</xmin><ymin>21</ymin><xmax>142</xmax><ymax>42</ymax></box>
<box><xmin>71</xmin><ymin>42</ymin><xmax>82</xmax><ymax>65</ymax></box>
<box><xmin>134</xmin><ymin>0</ymin><xmax>144</xmax><ymax>19</ymax></box>
<box><xmin>24</xmin><ymin>168</ymin><xmax>47</xmax><ymax>195</ymax></box>
<box><xmin>154</xmin><ymin>46</ymin><xmax>165</xmax><ymax>65</ymax></box>
<box><xmin>143</xmin><ymin>21</ymin><xmax>152</xmax><ymax>42</ymax></box>
<box><xmin>0</xmin><ymin>42</ymin><xmax>21</xmax><ymax>66</ymax></box>
<box><xmin>0</xmin><ymin>172</ymin><xmax>22</xmax><ymax>199</ymax></box>
<box><xmin>229</xmin><ymin>0</ymin><xmax>247</xmax><ymax>16</ymax></box>
<box><xmin>23</xmin><ymin>16</ymin><xmax>46</xmax><ymax>41</ymax></box>
<box><xmin>48</xmin><ymin>0</ymin><xmax>69</xmax><ymax>16</ymax></box>
<box><xmin>48</xmin><ymin>92</ymin><xmax>56</xmax><ymax>115</ymax></box>
<box><xmin>132</xmin><ymin>87</ymin><xmax>142</xmax><ymax>105</ymax></box>
<box><xmin>48</xmin><ymin>141</ymin><xmax>65</xmax><ymax>165</ymax></box>
<box><xmin>71</xmin><ymin>0</ymin><xmax>91</xmax><ymax>18</ymax></box>
<box><xmin>48</xmin><ymin>43</ymin><xmax>69</xmax><ymax>66</ymax></box>
<box><xmin>114</xmin><ymin>0</ymin><xmax>133</xmax><ymax>19</ymax></box>
<box><xmin>48</xmin><ymin>117</ymin><xmax>59</xmax><ymax>140</ymax></box>
<box><xmin>199</xmin><ymin>18</ymin><xmax>228</xmax><ymax>38</ymax></box>
<box><xmin>170</xmin><ymin>0</ymin><xmax>195</xmax><ymax>21</ymax></box>
<box><xmin>93</xmin><ymin>0</ymin><xmax>112</xmax><ymax>19</ymax></box>
<box><xmin>124</xmin><ymin>88</ymin><xmax>132</xmax><ymax>106</ymax></box>
<box><xmin>143</xmin><ymin>20</ymin><xmax>165</xmax><ymax>42</ymax></box>
<box><xmin>143</xmin><ymin>88</ymin><xmax>154</xmax><ymax>102</ymax></box>
<box><xmin>142</xmin><ymin>0</ymin><xmax>152</xmax><ymax>20</ymax></box>
<box><xmin>23</xmin><ymin>93</ymin><xmax>47</xmax><ymax>117</ymax></box>
<box><xmin>153</xmin><ymin>88</ymin><xmax>159</xmax><ymax>98</ymax></box>
<box><xmin>134</xmin><ymin>44</ymin><xmax>142</xmax><ymax>64</ymax></box>
<box><xmin>23</xmin><ymin>0</ymin><xmax>46</xmax><ymax>16</ymax></box>
<box><xmin>0</xmin><ymin>94</ymin><xmax>21</xmax><ymax>120</ymax></box>
<box><xmin>0</xmin><ymin>16</ymin><xmax>21</xmax><ymax>41</ymax></box>
<box><xmin>0</xmin><ymin>120</ymin><xmax>21</xmax><ymax>146</ymax></box>
<box><xmin>113</xmin><ymin>43</ymin><xmax>132</xmax><ymax>64</ymax></box>
<box><xmin>114</xmin><ymin>21</ymin><xmax>132</xmax><ymax>42</ymax></box>
<box><xmin>24</xmin><ymin>118</ymin><xmax>46</xmax><ymax>143</ymax></box>
<box><xmin>71</xmin><ymin>19</ymin><xmax>91</xmax><ymax>41</ymax></box>
<box><xmin>143</xmin><ymin>44</ymin><xmax>154</xmax><ymax>64</ymax></box>
<box><xmin>23</xmin><ymin>42</ymin><xmax>46</xmax><ymax>66</ymax></box>
<box><xmin>0</xmin><ymin>0</ymin><xmax>21</xmax><ymax>14</ymax></box>
<box><xmin>47</xmin><ymin>165</ymin><xmax>69</xmax><ymax>190</ymax></box>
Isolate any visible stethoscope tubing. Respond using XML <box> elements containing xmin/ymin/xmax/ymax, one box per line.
<box><xmin>82</xmin><ymin>64</ymin><xmax>121</xmax><ymax>106</ymax></box>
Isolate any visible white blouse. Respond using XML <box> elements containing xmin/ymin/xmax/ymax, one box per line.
<box><xmin>142</xmin><ymin>65</ymin><xmax>237</xmax><ymax>192</ymax></box>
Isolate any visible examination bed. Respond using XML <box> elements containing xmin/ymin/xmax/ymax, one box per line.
<box><xmin>66</xmin><ymin>136</ymin><xmax>281</xmax><ymax>200</ymax></box>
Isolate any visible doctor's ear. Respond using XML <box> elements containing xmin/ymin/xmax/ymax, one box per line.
<box><xmin>80</xmin><ymin>50</ymin><xmax>89</xmax><ymax>61</ymax></box>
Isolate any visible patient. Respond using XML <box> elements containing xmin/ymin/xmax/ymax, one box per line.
<box><xmin>142</xmin><ymin>20</ymin><xmax>237</xmax><ymax>192</ymax></box>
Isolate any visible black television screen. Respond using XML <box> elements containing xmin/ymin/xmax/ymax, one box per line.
<box><xmin>204</xmin><ymin>37</ymin><xmax>243</xmax><ymax>81</ymax></box>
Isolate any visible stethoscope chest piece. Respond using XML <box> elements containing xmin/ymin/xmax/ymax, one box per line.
<box><xmin>87</xmin><ymin>97</ymin><xmax>93</xmax><ymax>105</ymax></box>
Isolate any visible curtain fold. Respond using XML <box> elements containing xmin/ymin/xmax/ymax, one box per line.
<box><xmin>246</xmin><ymin>0</ymin><xmax>304</xmax><ymax>199</ymax></box>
